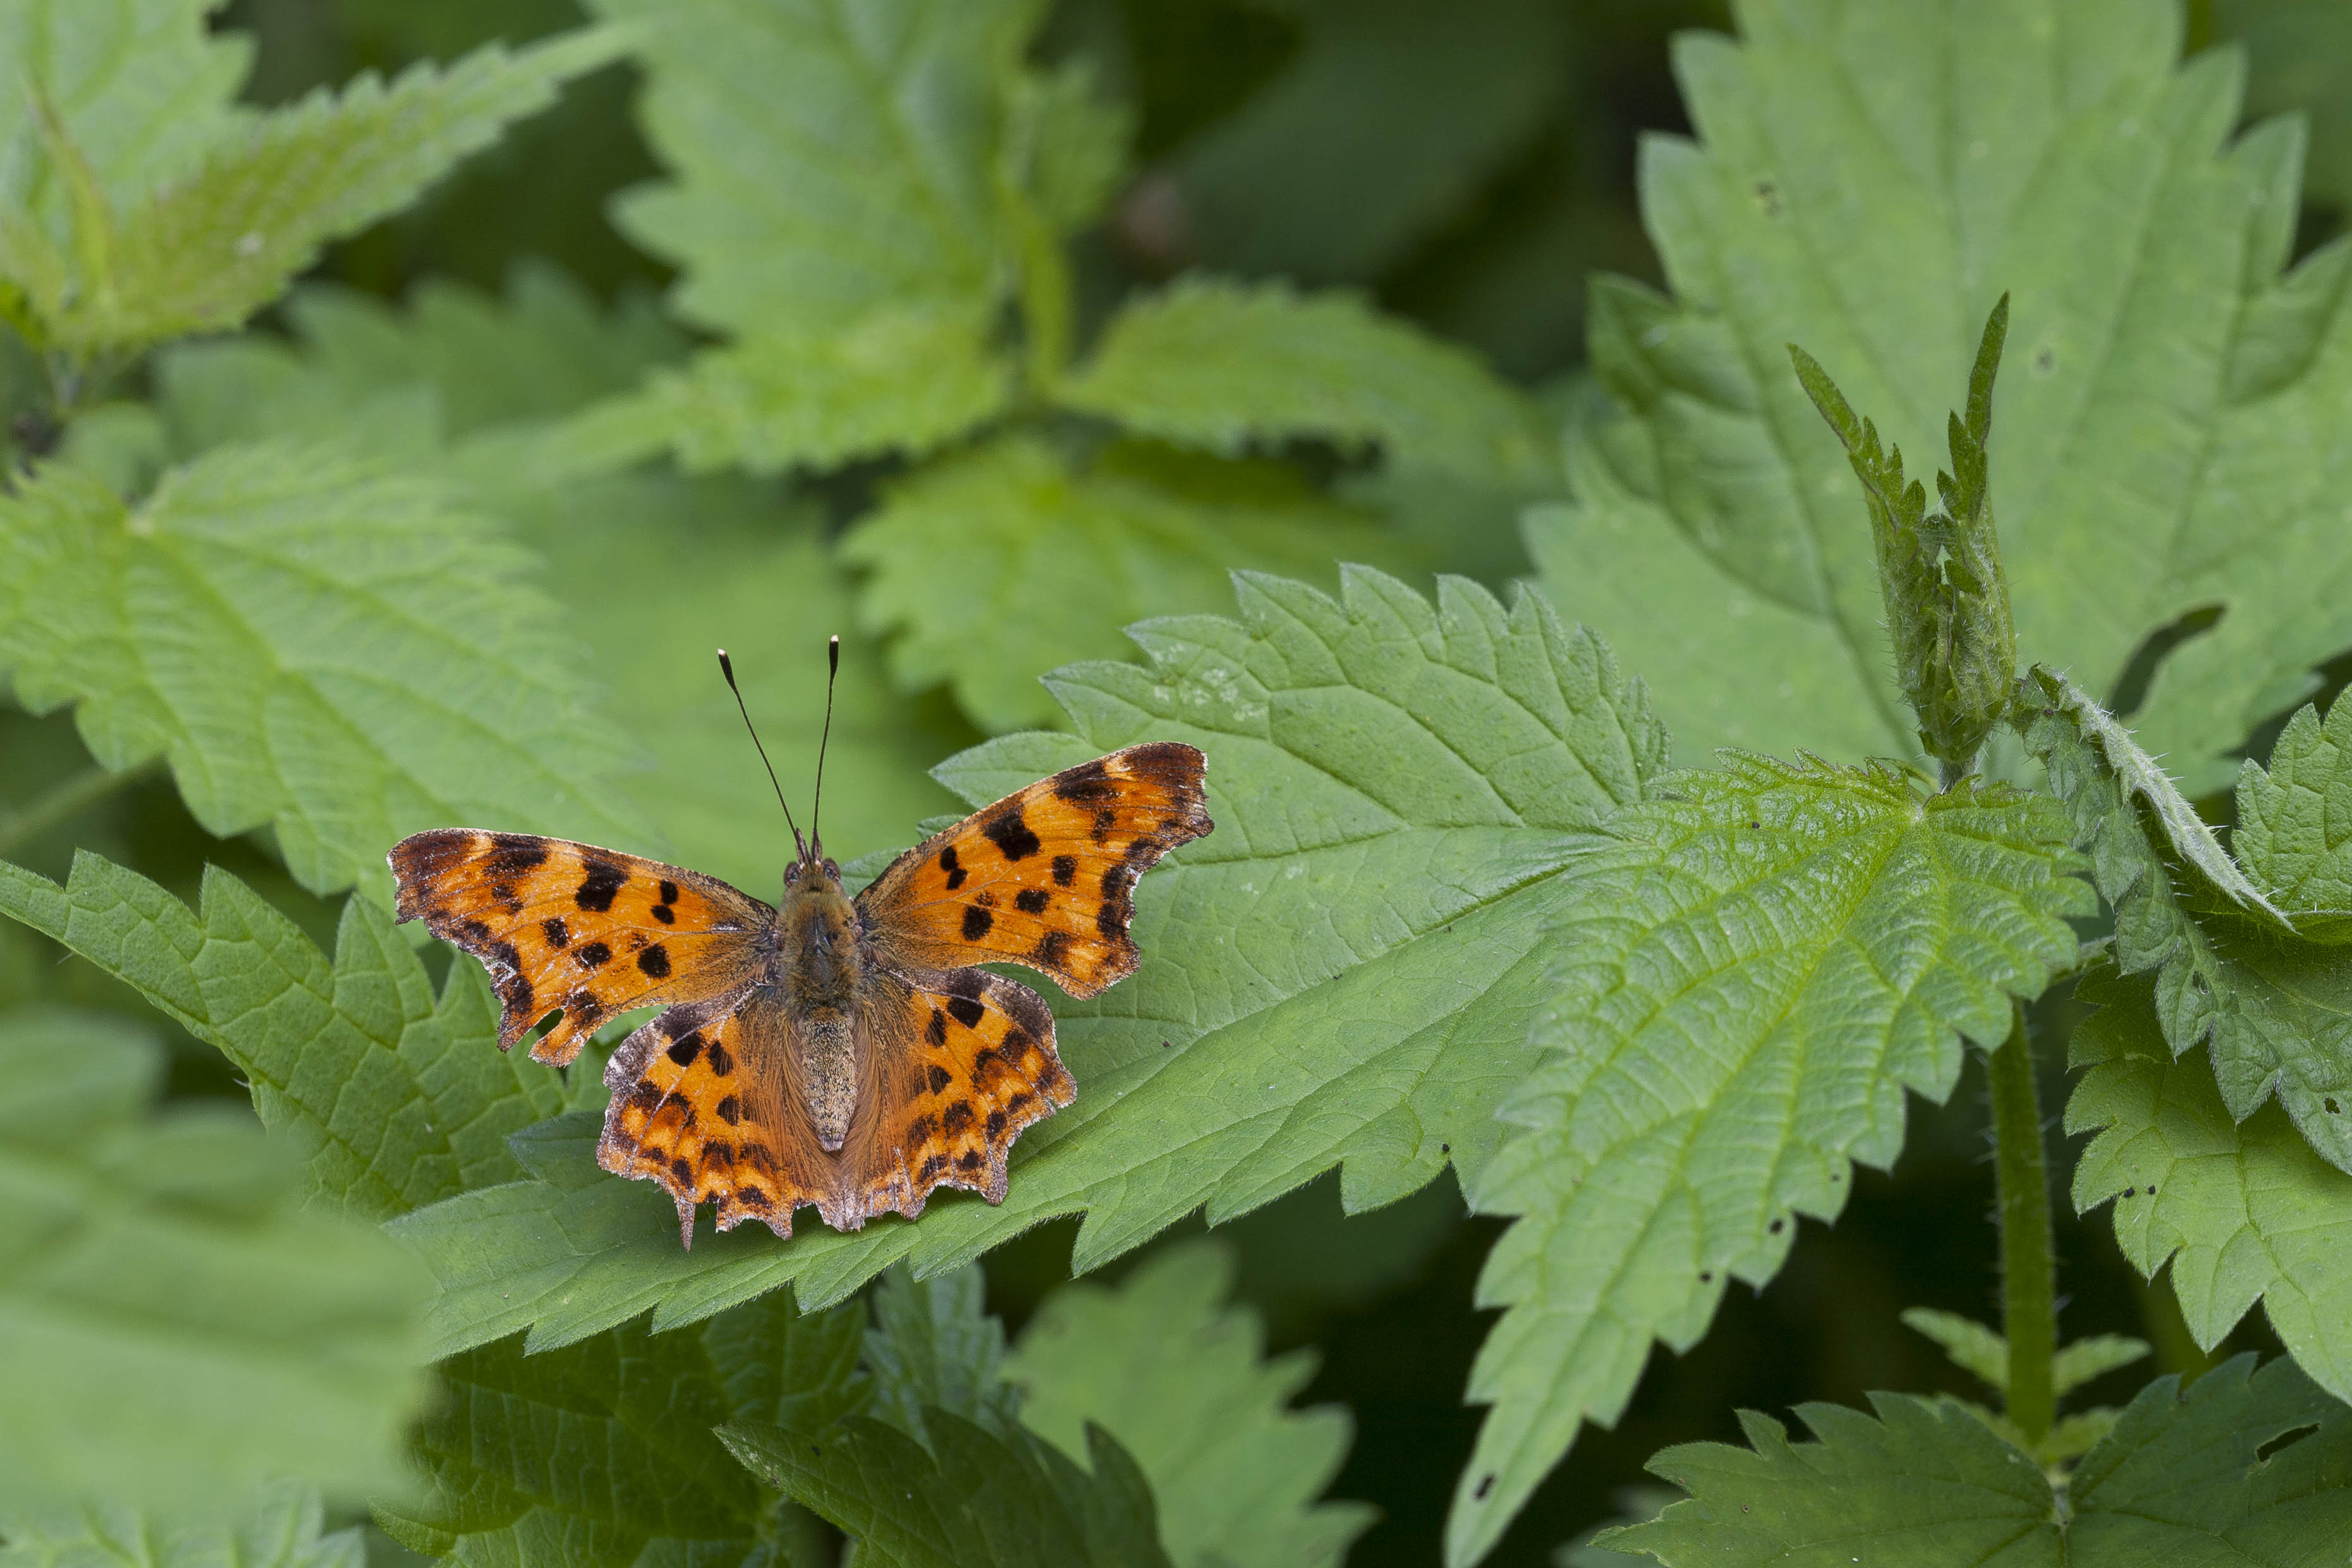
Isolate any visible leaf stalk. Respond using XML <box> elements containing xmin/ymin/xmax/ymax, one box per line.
<box><xmin>1987</xmin><ymin>1000</ymin><xmax>2056</xmax><ymax>1443</ymax></box>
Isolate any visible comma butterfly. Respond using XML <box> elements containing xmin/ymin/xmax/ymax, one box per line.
<box><xmin>387</xmin><ymin>641</ymin><xmax>1210</xmax><ymax>1246</ymax></box>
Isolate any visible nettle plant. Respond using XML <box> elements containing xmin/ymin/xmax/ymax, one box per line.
<box><xmin>3</xmin><ymin>1</ymin><xmax>2352</xmax><ymax>1565</ymax></box>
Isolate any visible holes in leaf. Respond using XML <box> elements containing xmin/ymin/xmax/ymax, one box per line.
<box><xmin>2327</xmin><ymin>1097</ymin><xmax>2343</xmax><ymax>1116</ymax></box>
<box><xmin>1769</xmin><ymin>1217</ymin><xmax>1785</xmax><ymax>1236</ymax></box>
<box><xmin>2257</xmin><ymin>1423</ymin><xmax>2320</xmax><ymax>1464</ymax></box>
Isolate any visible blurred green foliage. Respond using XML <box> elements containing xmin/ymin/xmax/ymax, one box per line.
<box><xmin>4</xmin><ymin>2</ymin><xmax>2351</xmax><ymax>1565</ymax></box>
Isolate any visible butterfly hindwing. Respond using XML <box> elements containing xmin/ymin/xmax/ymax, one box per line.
<box><xmin>839</xmin><ymin>964</ymin><xmax>1075</xmax><ymax>1227</ymax></box>
<box><xmin>600</xmin><ymin>987</ymin><xmax>822</xmax><ymax>1244</ymax></box>
<box><xmin>389</xmin><ymin>829</ymin><xmax>770</xmax><ymax>1065</ymax></box>
<box><xmin>856</xmin><ymin>741</ymin><xmax>1210</xmax><ymax>997</ymax></box>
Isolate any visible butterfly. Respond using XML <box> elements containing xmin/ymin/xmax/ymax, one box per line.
<box><xmin>387</xmin><ymin>649</ymin><xmax>1210</xmax><ymax>1247</ymax></box>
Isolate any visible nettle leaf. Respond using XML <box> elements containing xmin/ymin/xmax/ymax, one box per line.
<box><xmin>580</xmin><ymin>0</ymin><xmax>1054</xmax><ymax>472</ymax></box>
<box><xmin>135</xmin><ymin>267</ymin><xmax>961</xmax><ymax>879</ymax></box>
<box><xmin>2234</xmin><ymin>691</ymin><xmax>2352</xmax><ymax>916</ymax></box>
<box><xmin>1457</xmin><ymin>755</ymin><xmax>2087</xmax><ymax>1566</ymax></box>
<box><xmin>721</xmin><ymin>1412</ymin><xmax>1172</xmax><ymax>1568</ymax></box>
<box><xmin>2024</xmin><ymin>670</ymin><xmax>2352</xmax><ymax>1172</ymax></box>
<box><xmin>2222</xmin><ymin>0</ymin><xmax>2352</xmax><ymax>216</ymax></box>
<box><xmin>154</xmin><ymin>264</ymin><xmax>685</xmax><ymax>457</ymax></box>
<box><xmin>0</xmin><ymin>1</ymin><xmax>250</xmax><ymax>224</ymax></box>
<box><xmin>0</xmin><ymin>28</ymin><xmax>622</xmax><ymax>353</ymax></box>
<box><xmin>0</xmin><ymin>1007</ymin><xmax>425</xmax><ymax>1522</ymax></box>
<box><xmin>389</xmin><ymin>568</ymin><xmax>1666</xmax><ymax>1359</ymax></box>
<box><xmin>0</xmin><ymin>1480</ymin><xmax>363</xmax><ymax>1568</ymax></box>
<box><xmin>1054</xmin><ymin>277</ymin><xmax>1549</xmax><ymax>486</ymax></box>
<box><xmin>1005</xmin><ymin>1239</ymin><xmax>1375</xmax><ymax>1568</ymax></box>
<box><xmin>1598</xmin><ymin>1355</ymin><xmax>2352</xmax><ymax>1565</ymax></box>
<box><xmin>867</xmin><ymin>1265</ymin><xmax>1023</xmax><ymax>1446</ymax></box>
<box><xmin>0</xmin><ymin>442</ymin><xmax>647</xmax><ymax>904</ymax></box>
<box><xmin>2068</xmin><ymin>965</ymin><xmax>2352</xmax><ymax>1403</ymax></box>
<box><xmin>377</xmin><ymin>1289</ymin><xmax>863</xmax><ymax>1566</ymax></box>
<box><xmin>1530</xmin><ymin>0</ymin><xmax>2352</xmax><ymax>785</ymax></box>
<box><xmin>0</xmin><ymin>851</ymin><xmax>564</xmax><ymax>1220</ymax></box>
<box><xmin>838</xmin><ymin>437</ymin><xmax>1423</xmax><ymax>731</ymax></box>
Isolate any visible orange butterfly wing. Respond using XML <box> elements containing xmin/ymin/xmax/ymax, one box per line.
<box><xmin>855</xmin><ymin>741</ymin><xmax>1211</xmax><ymax>997</ymax></box>
<box><xmin>387</xmin><ymin>829</ymin><xmax>770</xmax><ymax>1066</ymax></box>
<box><xmin>599</xmin><ymin>987</ymin><xmax>826</xmax><ymax>1244</ymax></box>
<box><xmin>834</xmin><ymin>965</ymin><xmax>1075</xmax><ymax>1228</ymax></box>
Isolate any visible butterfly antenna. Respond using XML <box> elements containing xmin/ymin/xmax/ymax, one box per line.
<box><xmin>809</xmin><ymin>635</ymin><xmax>839</xmax><ymax>858</ymax></box>
<box><xmin>717</xmin><ymin>649</ymin><xmax>807</xmax><ymax>861</ymax></box>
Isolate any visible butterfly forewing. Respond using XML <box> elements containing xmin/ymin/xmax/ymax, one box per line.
<box><xmin>389</xmin><ymin>829</ymin><xmax>770</xmax><ymax>1065</ymax></box>
<box><xmin>855</xmin><ymin>741</ymin><xmax>1210</xmax><ymax>996</ymax></box>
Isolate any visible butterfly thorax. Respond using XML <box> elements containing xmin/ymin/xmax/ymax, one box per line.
<box><xmin>777</xmin><ymin>857</ymin><xmax>862</xmax><ymax>1152</ymax></box>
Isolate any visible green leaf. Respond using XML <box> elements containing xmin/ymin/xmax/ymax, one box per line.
<box><xmin>387</xmin><ymin>568</ymin><xmax>1666</xmax><ymax>1359</ymax></box>
<box><xmin>0</xmin><ymin>442</ymin><xmax>647</xmax><ymax>904</ymax></box>
<box><xmin>1900</xmin><ymin>1307</ymin><xmax>2149</xmax><ymax>1401</ymax></box>
<box><xmin>1899</xmin><ymin>1308</ymin><xmax>2010</xmax><ymax>1392</ymax></box>
<box><xmin>866</xmin><ymin>1265</ymin><xmax>1023</xmax><ymax>1446</ymax></box>
<box><xmin>2233</xmin><ymin>693</ymin><xmax>2352</xmax><ymax>916</ymax></box>
<box><xmin>2023</xmin><ymin>669</ymin><xmax>2352</xmax><ymax>1172</ymax></box>
<box><xmin>0</xmin><ymin>1480</ymin><xmax>363</xmax><ymax>1568</ymax></box>
<box><xmin>1458</xmin><ymin>755</ymin><xmax>2088</xmax><ymax>1566</ymax></box>
<box><xmin>1531</xmin><ymin>0</ymin><xmax>2352</xmax><ymax>787</ymax></box>
<box><xmin>155</xmin><ymin>264</ymin><xmax>685</xmax><ymax>456</ymax></box>
<box><xmin>719</xmin><ymin>1410</ymin><xmax>1173</xmax><ymax>1568</ymax></box>
<box><xmin>376</xmin><ymin>1289</ymin><xmax>863</xmax><ymax>1565</ymax></box>
<box><xmin>1598</xmin><ymin>1354</ymin><xmax>2352</xmax><ymax>1566</ymax></box>
<box><xmin>0</xmin><ymin>1007</ymin><xmax>425</xmax><ymax>1522</ymax></box>
<box><xmin>2067</xmin><ymin>964</ymin><xmax>2352</xmax><ymax>1404</ymax></box>
<box><xmin>1</xmin><ymin>30</ymin><xmax>625</xmax><ymax>352</ymax></box>
<box><xmin>838</xmin><ymin>436</ymin><xmax>1424</xmax><ymax>732</ymax></box>
<box><xmin>2220</xmin><ymin>0</ymin><xmax>2352</xmax><ymax>217</ymax></box>
<box><xmin>1005</xmin><ymin>1239</ymin><xmax>1375</xmax><ymax>1568</ymax></box>
<box><xmin>599</xmin><ymin>306</ymin><xmax>1015</xmax><ymax>477</ymax></box>
<box><xmin>0</xmin><ymin>1</ymin><xmax>250</xmax><ymax>226</ymax></box>
<box><xmin>580</xmin><ymin>0</ymin><xmax>1043</xmax><ymax>469</ymax></box>
<box><xmin>0</xmin><ymin>851</ymin><xmax>564</xmax><ymax>1220</ymax></box>
<box><xmin>143</xmin><ymin>266</ymin><xmax>968</xmax><ymax>879</ymax></box>
<box><xmin>1054</xmin><ymin>277</ymin><xmax>1548</xmax><ymax>485</ymax></box>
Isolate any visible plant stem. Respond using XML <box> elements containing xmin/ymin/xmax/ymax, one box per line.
<box><xmin>0</xmin><ymin>757</ymin><xmax>158</xmax><ymax>858</ymax></box>
<box><xmin>1987</xmin><ymin>1001</ymin><xmax>2056</xmax><ymax>1442</ymax></box>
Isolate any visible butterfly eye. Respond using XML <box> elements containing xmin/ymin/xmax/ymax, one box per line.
<box><xmin>823</xmin><ymin>858</ymin><xmax>839</xmax><ymax>879</ymax></box>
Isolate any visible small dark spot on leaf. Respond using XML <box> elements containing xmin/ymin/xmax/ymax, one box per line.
<box><xmin>1769</xmin><ymin>1217</ymin><xmax>1785</xmax><ymax>1235</ymax></box>
<box><xmin>1474</xmin><ymin>1474</ymin><xmax>1494</xmax><ymax>1500</ymax></box>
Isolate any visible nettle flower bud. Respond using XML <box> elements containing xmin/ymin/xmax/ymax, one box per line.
<box><xmin>1791</xmin><ymin>296</ymin><xmax>2017</xmax><ymax>786</ymax></box>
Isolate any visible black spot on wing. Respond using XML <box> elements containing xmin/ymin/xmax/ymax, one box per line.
<box><xmin>1015</xmin><ymin>887</ymin><xmax>1049</xmax><ymax>915</ymax></box>
<box><xmin>918</xmin><ymin>1153</ymin><xmax>949</xmax><ymax>1181</ymax></box>
<box><xmin>575</xmin><ymin>860</ymin><xmax>627</xmax><ymax>912</ymax></box>
<box><xmin>637</xmin><ymin>944</ymin><xmax>671</xmax><ymax>978</ymax></box>
<box><xmin>541</xmin><ymin>917</ymin><xmax>569</xmax><ymax>949</ymax></box>
<box><xmin>652</xmin><ymin>904</ymin><xmax>676</xmax><ymax>925</ymax></box>
<box><xmin>1051</xmin><ymin>855</ymin><xmax>1076</xmax><ymax>887</ymax></box>
<box><xmin>485</xmin><ymin>834</ymin><xmax>550</xmax><ymax>877</ymax></box>
<box><xmin>958</xmin><ymin>1150</ymin><xmax>983</xmax><ymax>1171</ymax></box>
<box><xmin>927</xmin><ymin>1064</ymin><xmax>953</xmax><ymax>1093</ymax></box>
<box><xmin>939</xmin><ymin>845</ymin><xmax>966</xmax><ymax>891</ymax></box>
<box><xmin>1033</xmin><ymin>930</ymin><xmax>1071</xmax><ymax>970</ymax></box>
<box><xmin>985</xmin><ymin>1108</ymin><xmax>1008</xmax><ymax>1138</ymax></box>
<box><xmin>666</xmin><ymin>1032</ymin><xmax>703</xmax><ymax>1067</ymax></box>
<box><xmin>982</xmin><ymin>808</ymin><xmax>1042</xmax><ymax>862</ymax></box>
<box><xmin>576</xmin><ymin>940</ymin><xmax>613</xmax><ymax>970</ymax></box>
<box><xmin>707</xmin><ymin>1042</ymin><xmax>735</xmax><ymax>1076</ymax></box>
<box><xmin>961</xmin><ymin>906</ymin><xmax>993</xmax><ymax>940</ymax></box>
<box><xmin>946</xmin><ymin>995</ymin><xmax>985</xmax><ymax>1029</ymax></box>
<box><xmin>941</xmin><ymin>1102</ymin><xmax>974</xmax><ymax>1134</ymax></box>
<box><xmin>926</xmin><ymin>1009</ymin><xmax>948</xmax><ymax>1047</ymax></box>
<box><xmin>716</xmin><ymin>1095</ymin><xmax>741</xmax><ymax>1125</ymax></box>
<box><xmin>1052</xmin><ymin>760</ymin><xmax>1114</xmax><ymax>803</ymax></box>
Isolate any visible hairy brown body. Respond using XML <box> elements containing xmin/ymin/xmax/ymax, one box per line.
<box><xmin>777</xmin><ymin>861</ymin><xmax>862</xmax><ymax>1151</ymax></box>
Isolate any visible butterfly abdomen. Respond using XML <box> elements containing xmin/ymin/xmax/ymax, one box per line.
<box><xmin>779</xmin><ymin>862</ymin><xmax>865</xmax><ymax>1151</ymax></box>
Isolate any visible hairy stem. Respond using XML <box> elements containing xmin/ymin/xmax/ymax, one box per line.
<box><xmin>0</xmin><ymin>757</ymin><xmax>158</xmax><ymax>858</ymax></box>
<box><xmin>1987</xmin><ymin>1002</ymin><xmax>2056</xmax><ymax>1442</ymax></box>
